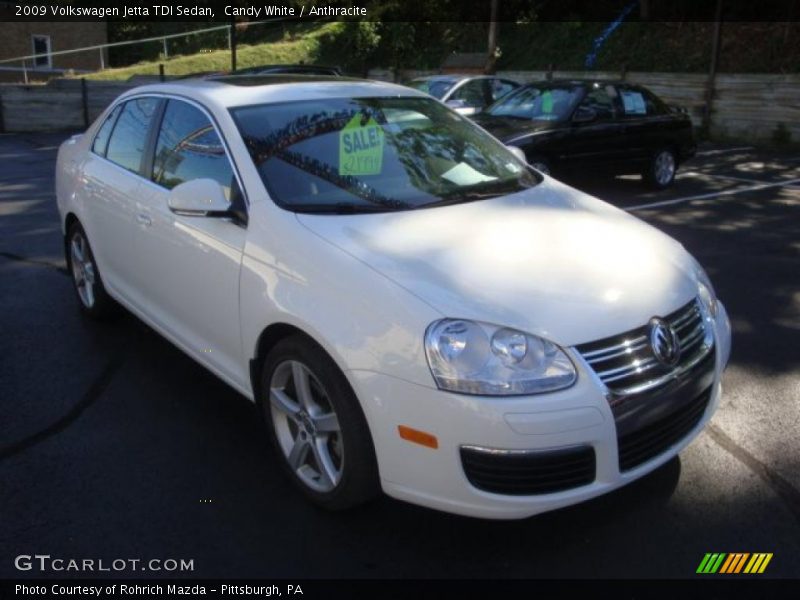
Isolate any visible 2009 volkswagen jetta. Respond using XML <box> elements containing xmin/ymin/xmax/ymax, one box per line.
<box><xmin>56</xmin><ymin>75</ymin><xmax>731</xmax><ymax>519</ymax></box>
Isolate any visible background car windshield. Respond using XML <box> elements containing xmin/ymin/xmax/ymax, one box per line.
<box><xmin>406</xmin><ymin>79</ymin><xmax>455</xmax><ymax>99</ymax></box>
<box><xmin>232</xmin><ymin>97</ymin><xmax>538</xmax><ymax>212</ymax></box>
<box><xmin>487</xmin><ymin>85</ymin><xmax>582</xmax><ymax>121</ymax></box>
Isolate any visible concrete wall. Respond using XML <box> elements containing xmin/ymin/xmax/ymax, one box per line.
<box><xmin>370</xmin><ymin>68</ymin><xmax>800</xmax><ymax>143</ymax></box>
<box><xmin>0</xmin><ymin>78</ymin><xmax>134</xmax><ymax>132</ymax></box>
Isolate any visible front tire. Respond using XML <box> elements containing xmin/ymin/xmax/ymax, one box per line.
<box><xmin>65</xmin><ymin>222</ymin><xmax>118</xmax><ymax>319</ymax></box>
<box><xmin>259</xmin><ymin>335</ymin><xmax>380</xmax><ymax>510</ymax></box>
<box><xmin>644</xmin><ymin>148</ymin><xmax>677</xmax><ymax>189</ymax></box>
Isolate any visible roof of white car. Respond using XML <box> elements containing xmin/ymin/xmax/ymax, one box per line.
<box><xmin>119</xmin><ymin>75</ymin><xmax>428</xmax><ymax>110</ymax></box>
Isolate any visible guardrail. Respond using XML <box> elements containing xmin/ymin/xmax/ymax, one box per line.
<box><xmin>0</xmin><ymin>19</ymin><xmax>288</xmax><ymax>83</ymax></box>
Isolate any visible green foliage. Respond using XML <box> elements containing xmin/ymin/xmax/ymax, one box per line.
<box><xmin>93</xmin><ymin>19</ymin><xmax>800</xmax><ymax>81</ymax></box>
<box><xmin>340</xmin><ymin>21</ymin><xmax>382</xmax><ymax>73</ymax></box>
<box><xmin>495</xmin><ymin>21</ymin><xmax>800</xmax><ymax>73</ymax></box>
<box><xmin>379</xmin><ymin>23</ymin><xmax>416</xmax><ymax>70</ymax></box>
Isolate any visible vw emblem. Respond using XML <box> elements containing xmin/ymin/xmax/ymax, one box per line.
<box><xmin>649</xmin><ymin>317</ymin><xmax>681</xmax><ymax>366</ymax></box>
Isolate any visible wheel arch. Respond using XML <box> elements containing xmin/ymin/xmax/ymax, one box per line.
<box><xmin>249</xmin><ymin>321</ymin><xmax>380</xmax><ymax>471</ymax></box>
<box><xmin>64</xmin><ymin>212</ymin><xmax>79</xmax><ymax>236</ymax></box>
<box><xmin>249</xmin><ymin>322</ymin><xmax>358</xmax><ymax>408</ymax></box>
<box><xmin>63</xmin><ymin>212</ymin><xmax>81</xmax><ymax>262</ymax></box>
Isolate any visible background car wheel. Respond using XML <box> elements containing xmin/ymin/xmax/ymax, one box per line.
<box><xmin>527</xmin><ymin>155</ymin><xmax>552</xmax><ymax>176</ymax></box>
<box><xmin>644</xmin><ymin>149</ymin><xmax>677</xmax><ymax>189</ymax></box>
<box><xmin>65</xmin><ymin>222</ymin><xmax>119</xmax><ymax>319</ymax></box>
<box><xmin>259</xmin><ymin>335</ymin><xmax>380</xmax><ymax>510</ymax></box>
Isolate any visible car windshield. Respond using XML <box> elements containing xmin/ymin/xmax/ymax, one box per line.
<box><xmin>406</xmin><ymin>79</ymin><xmax>456</xmax><ymax>100</ymax></box>
<box><xmin>231</xmin><ymin>96</ymin><xmax>539</xmax><ymax>214</ymax></box>
<box><xmin>486</xmin><ymin>84</ymin><xmax>583</xmax><ymax>121</ymax></box>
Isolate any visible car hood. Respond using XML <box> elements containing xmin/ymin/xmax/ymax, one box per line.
<box><xmin>472</xmin><ymin>114</ymin><xmax>559</xmax><ymax>143</ymax></box>
<box><xmin>296</xmin><ymin>178</ymin><xmax>698</xmax><ymax>347</ymax></box>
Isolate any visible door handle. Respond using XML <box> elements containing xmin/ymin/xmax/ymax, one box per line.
<box><xmin>136</xmin><ymin>213</ymin><xmax>152</xmax><ymax>227</ymax></box>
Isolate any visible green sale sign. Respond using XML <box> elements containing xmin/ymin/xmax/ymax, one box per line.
<box><xmin>339</xmin><ymin>113</ymin><xmax>385</xmax><ymax>176</ymax></box>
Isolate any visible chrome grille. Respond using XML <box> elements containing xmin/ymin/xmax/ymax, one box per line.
<box><xmin>576</xmin><ymin>299</ymin><xmax>713</xmax><ymax>396</ymax></box>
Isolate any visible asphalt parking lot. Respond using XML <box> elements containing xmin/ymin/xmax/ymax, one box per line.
<box><xmin>1</xmin><ymin>132</ymin><xmax>798</xmax><ymax>579</ymax></box>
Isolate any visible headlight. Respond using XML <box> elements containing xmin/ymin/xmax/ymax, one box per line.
<box><xmin>696</xmin><ymin>266</ymin><xmax>719</xmax><ymax>319</ymax></box>
<box><xmin>424</xmin><ymin>319</ymin><xmax>576</xmax><ymax>395</ymax></box>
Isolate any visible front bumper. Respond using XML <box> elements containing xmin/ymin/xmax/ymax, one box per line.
<box><xmin>347</xmin><ymin>302</ymin><xmax>731</xmax><ymax>520</ymax></box>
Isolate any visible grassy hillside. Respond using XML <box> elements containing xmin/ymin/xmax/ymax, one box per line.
<box><xmin>86</xmin><ymin>22</ymin><xmax>346</xmax><ymax>80</ymax></box>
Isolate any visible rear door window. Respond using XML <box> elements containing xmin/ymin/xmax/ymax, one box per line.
<box><xmin>620</xmin><ymin>89</ymin><xmax>647</xmax><ymax>116</ymax></box>
<box><xmin>91</xmin><ymin>104</ymin><xmax>122</xmax><ymax>157</ymax></box>
<box><xmin>578</xmin><ymin>85</ymin><xmax>618</xmax><ymax>120</ymax></box>
<box><xmin>638</xmin><ymin>87</ymin><xmax>668</xmax><ymax>115</ymax></box>
<box><xmin>105</xmin><ymin>97</ymin><xmax>160</xmax><ymax>174</ymax></box>
<box><xmin>619</xmin><ymin>86</ymin><xmax>669</xmax><ymax>117</ymax></box>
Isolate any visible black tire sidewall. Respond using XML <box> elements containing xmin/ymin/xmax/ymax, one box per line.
<box><xmin>258</xmin><ymin>335</ymin><xmax>380</xmax><ymax>510</ymax></box>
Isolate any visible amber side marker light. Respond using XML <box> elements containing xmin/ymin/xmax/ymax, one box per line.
<box><xmin>398</xmin><ymin>425</ymin><xmax>438</xmax><ymax>449</ymax></box>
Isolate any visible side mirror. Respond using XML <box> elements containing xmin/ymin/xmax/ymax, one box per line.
<box><xmin>572</xmin><ymin>106</ymin><xmax>598</xmax><ymax>124</ymax></box>
<box><xmin>506</xmin><ymin>145</ymin><xmax>527</xmax><ymax>164</ymax></box>
<box><xmin>167</xmin><ymin>178</ymin><xmax>230</xmax><ymax>217</ymax></box>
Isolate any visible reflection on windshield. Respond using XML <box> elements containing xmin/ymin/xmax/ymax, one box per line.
<box><xmin>487</xmin><ymin>85</ymin><xmax>582</xmax><ymax>121</ymax></box>
<box><xmin>232</xmin><ymin>97</ymin><xmax>539</xmax><ymax>213</ymax></box>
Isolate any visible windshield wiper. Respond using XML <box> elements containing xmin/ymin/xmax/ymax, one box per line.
<box><xmin>421</xmin><ymin>179</ymin><xmax>531</xmax><ymax>209</ymax></box>
<box><xmin>420</xmin><ymin>191</ymin><xmax>506</xmax><ymax>210</ymax></box>
<box><xmin>289</xmin><ymin>203</ymin><xmax>401</xmax><ymax>215</ymax></box>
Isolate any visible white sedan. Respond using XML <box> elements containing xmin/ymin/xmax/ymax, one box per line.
<box><xmin>56</xmin><ymin>75</ymin><xmax>731</xmax><ymax>519</ymax></box>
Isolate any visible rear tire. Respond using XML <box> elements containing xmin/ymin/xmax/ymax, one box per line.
<box><xmin>643</xmin><ymin>148</ymin><xmax>677</xmax><ymax>189</ymax></box>
<box><xmin>258</xmin><ymin>335</ymin><xmax>380</xmax><ymax>510</ymax></box>
<box><xmin>65</xmin><ymin>221</ymin><xmax>119</xmax><ymax>320</ymax></box>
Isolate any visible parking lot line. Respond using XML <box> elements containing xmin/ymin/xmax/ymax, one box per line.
<box><xmin>627</xmin><ymin>177</ymin><xmax>800</xmax><ymax>211</ymax></box>
<box><xmin>695</xmin><ymin>146</ymin><xmax>754</xmax><ymax>156</ymax></box>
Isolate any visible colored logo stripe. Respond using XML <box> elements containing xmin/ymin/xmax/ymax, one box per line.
<box><xmin>744</xmin><ymin>553</ymin><xmax>773</xmax><ymax>574</ymax></box>
<box><xmin>719</xmin><ymin>553</ymin><xmax>749</xmax><ymax>573</ymax></box>
<box><xmin>697</xmin><ymin>553</ymin><xmax>773</xmax><ymax>574</ymax></box>
<box><xmin>697</xmin><ymin>553</ymin><xmax>726</xmax><ymax>573</ymax></box>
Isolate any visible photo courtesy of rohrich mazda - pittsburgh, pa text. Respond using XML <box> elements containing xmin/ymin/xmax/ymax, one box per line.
<box><xmin>56</xmin><ymin>73</ymin><xmax>731</xmax><ymax>519</ymax></box>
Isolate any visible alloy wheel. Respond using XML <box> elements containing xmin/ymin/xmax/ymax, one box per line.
<box><xmin>70</xmin><ymin>232</ymin><xmax>96</xmax><ymax>308</ymax></box>
<box><xmin>654</xmin><ymin>151</ymin><xmax>676</xmax><ymax>186</ymax></box>
<box><xmin>269</xmin><ymin>360</ymin><xmax>344</xmax><ymax>493</ymax></box>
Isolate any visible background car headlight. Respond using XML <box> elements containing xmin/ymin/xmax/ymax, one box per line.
<box><xmin>696</xmin><ymin>265</ymin><xmax>719</xmax><ymax>319</ymax></box>
<box><xmin>424</xmin><ymin>319</ymin><xmax>576</xmax><ymax>395</ymax></box>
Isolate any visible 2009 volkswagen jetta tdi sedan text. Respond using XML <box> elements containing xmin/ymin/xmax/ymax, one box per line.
<box><xmin>56</xmin><ymin>75</ymin><xmax>731</xmax><ymax>519</ymax></box>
